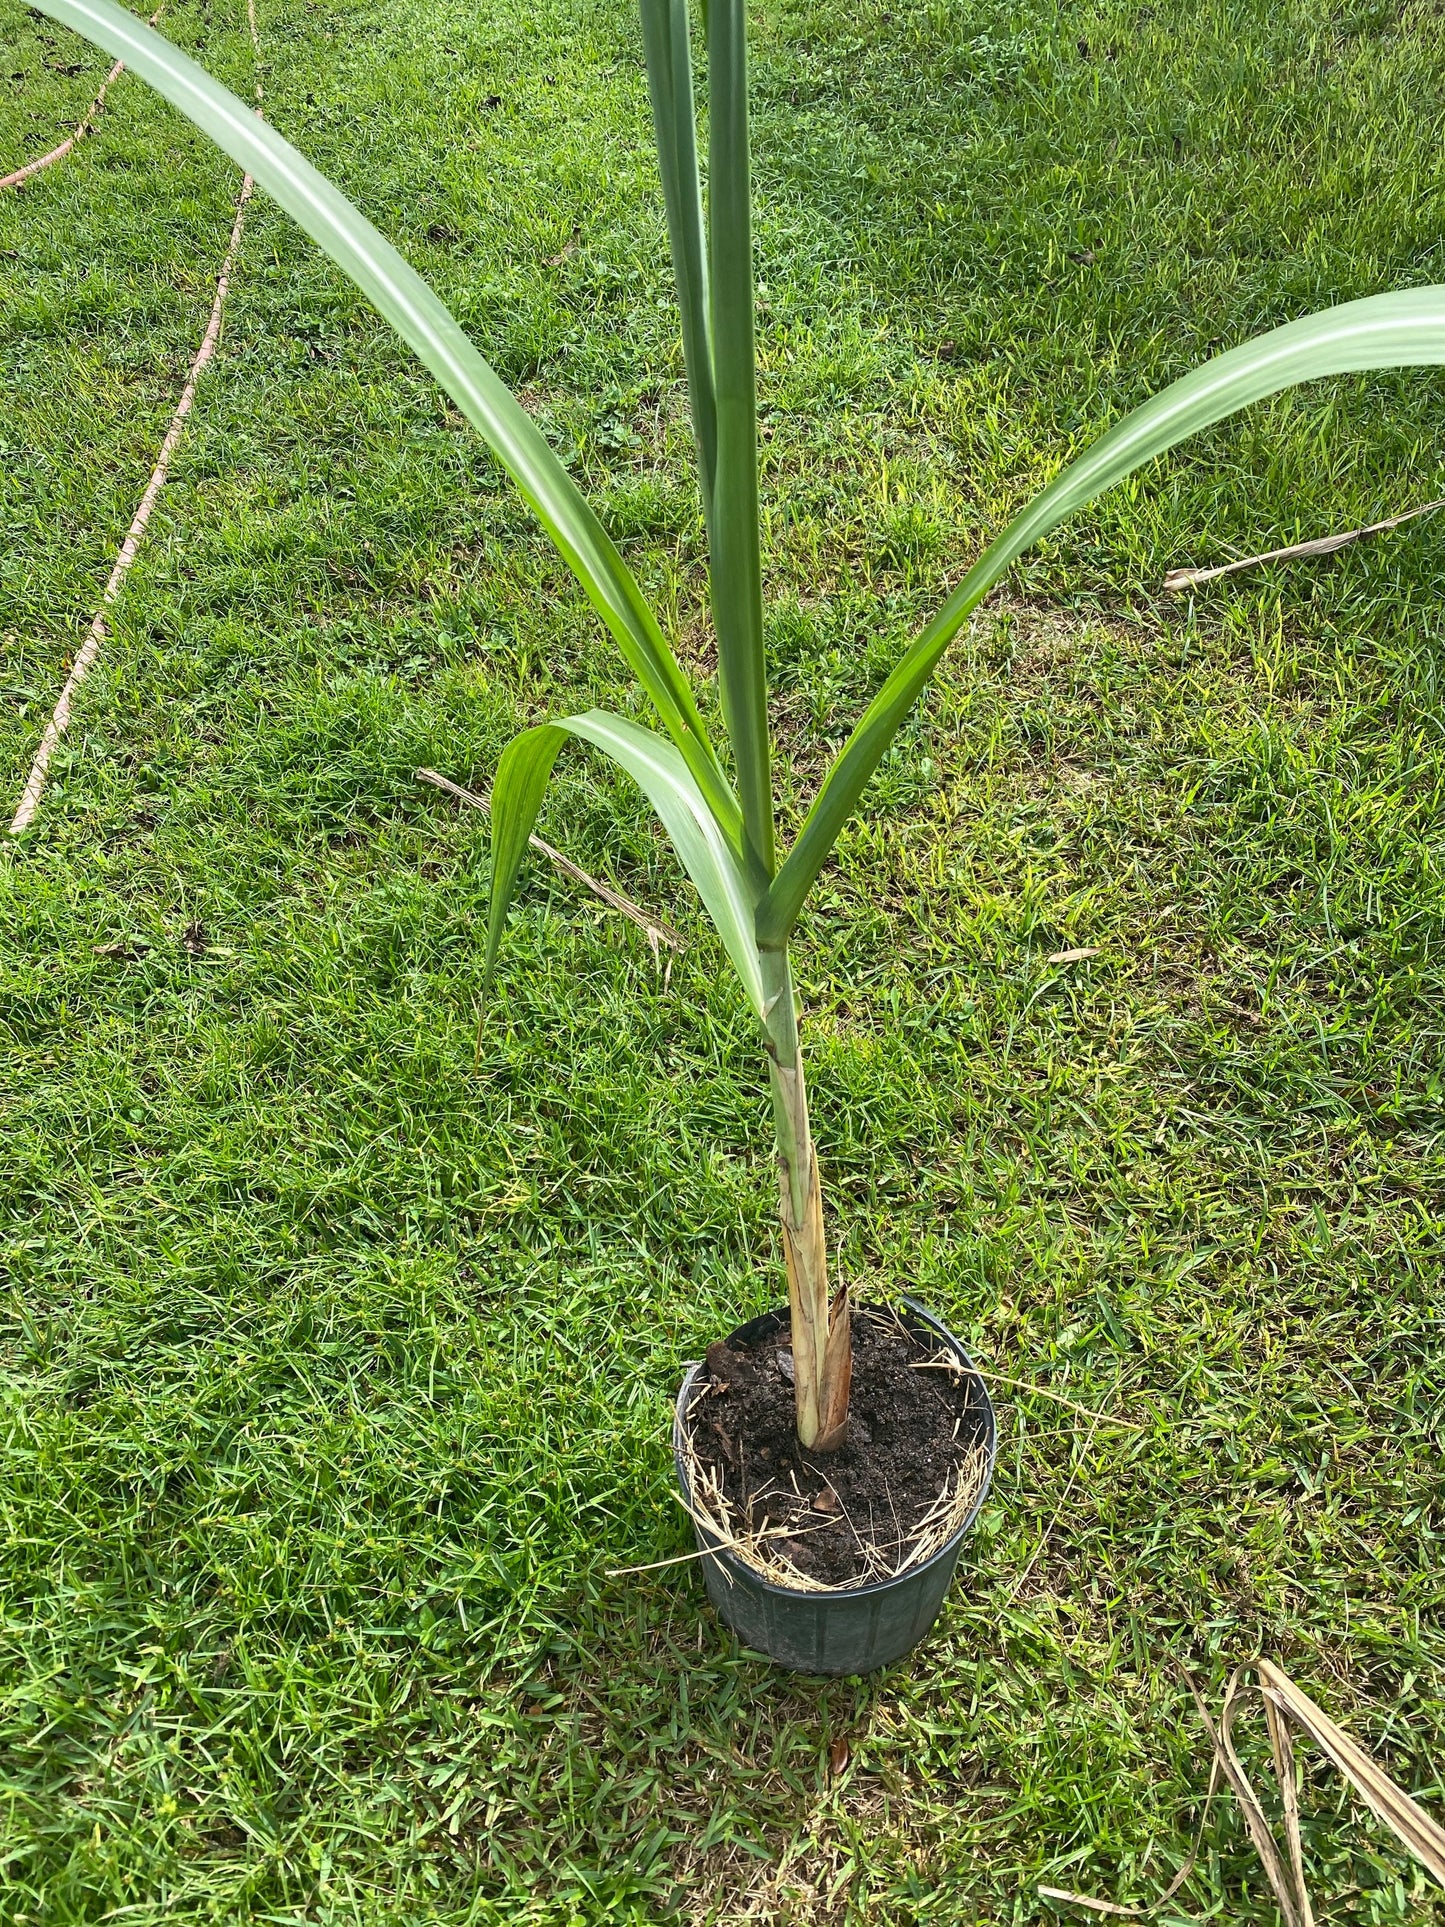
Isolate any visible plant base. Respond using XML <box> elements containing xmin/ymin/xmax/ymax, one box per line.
<box><xmin>673</xmin><ymin>1297</ymin><xmax>996</xmax><ymax>1675</ymax></box>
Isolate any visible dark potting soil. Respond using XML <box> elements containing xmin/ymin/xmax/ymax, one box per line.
<box><xmin>685</xmin><ymin>1307</ymin><xmax>988</xmax><ymax>1587</ymax></box>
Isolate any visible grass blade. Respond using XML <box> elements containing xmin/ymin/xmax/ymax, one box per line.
<box><xmin>705</xmin><ymin>0</ymin><xmax>772</xmax><ymax>880</ymax></box>
<box><xmin>33</xmin><ymin>0</ymin><xmax>742</xmax><ymax>846</ymax></box>
<box><xmin>758</xmin><ymin>286</ymin><xmax>1445</xmax><ymax>943</ymax></box>
<box><xmin>487</xmin><ymin>712</ymin><xmax>767</xmax><ymax>1022</ymax></box>
<box><xmin>638</xmin><ymin>0</ymin><xmax>715</xmax><ymax>523</ymax></box>
<box><xmin>1035</xmin><ymin>1888</ymin><xmax>1139</xmax><ymax>1917</ymax></box>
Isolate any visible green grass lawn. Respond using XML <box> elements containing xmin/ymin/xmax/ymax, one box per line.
<box><xmin>3</xmin><ymin>0</ymin><xmax>1445</xmax><ymax>1918</ymax></box>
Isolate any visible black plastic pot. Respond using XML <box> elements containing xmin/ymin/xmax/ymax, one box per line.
<box><xmin>673</xmin><ymin>1296</ymin><xmax>996</xmax><ymax>1676</ymax></box>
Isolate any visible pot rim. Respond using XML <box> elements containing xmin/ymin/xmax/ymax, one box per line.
<box><xmin>672</xmin><ymin>1293</ymin><xmax>997</xmax><ymax>1604</ymax></box>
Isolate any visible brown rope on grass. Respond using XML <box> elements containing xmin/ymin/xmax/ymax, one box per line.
<box><xmin>0</xmin><ymin>7</ymin><xmax>164</xmax><ymax>193</ymax></box>
<box><xmin>9</xmin><ymin>1</ymin><xmax>262</xmax><ymax>837</ymax></box>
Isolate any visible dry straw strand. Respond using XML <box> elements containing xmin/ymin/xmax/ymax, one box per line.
<box><xmin>1162</xmin><ymin>495</ymin><xmax>1445</xmax><ymax>592</ymax></box>
<box><xmin>415</xmin><ymin>766</ymin><xmax>685</xmax><ymax>954</ymax></box>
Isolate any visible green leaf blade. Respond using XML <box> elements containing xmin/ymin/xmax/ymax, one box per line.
<box><xmin>706</xmin><ymin>0</ymin><xmax>773</xmax><ymax>880</ymax></box>
<box><xmin>639</xmin><ymin>0</ymin><xmax>716</xmax><ymax>521</ymax></box>
<box><xmin>759</xmin><ymin>286</ymin><xmax>1445</xmax><ymax>944</ymax></box>
<box><xmin>484</xmin><ymin>725</ymin><xmax>570</xmax><ymax>986</ymax></box>
<box><xmin>34</xmin><ymin>0</ymin><xmax>743</xmax><ymax>845</ymax></box>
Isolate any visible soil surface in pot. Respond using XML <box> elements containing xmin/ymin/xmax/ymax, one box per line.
<box><xmin>686</xmin><ymin>1308</ymin><xmax>987</xmax><ymax>1587</ymax></box>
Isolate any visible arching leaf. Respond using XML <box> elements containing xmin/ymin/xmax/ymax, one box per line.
<box><xmin>758</xmin><ymin>287</ymin><xmax>1445</xmax><ymax>943</ymax></box>
<box><xmin>488</xmin><ymin>712</ymin><xmax>768</xmax><ymax>1023</ymax></box>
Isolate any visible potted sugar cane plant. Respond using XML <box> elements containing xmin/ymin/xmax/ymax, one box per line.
<box><xmin>34</xmin><ymin>0</ymin><xmax>1445</xmax><ymax>1671</ymax></box>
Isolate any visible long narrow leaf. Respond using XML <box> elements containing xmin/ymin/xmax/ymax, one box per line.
<box><xmin>706</xmin><ymin>0</ymin><xmax>773</xmax><ymax>880</ymax></box>
<box><xmin>34</xmin><ymin>0</ymin><xmax>743</xmax><ymax>847</ymax></box>
<box><xmin>638</xmin><ymin>0</ymin><xmax>716</xmax><ymax>524</ymax></box>
<box><xmin>758</xmin><ymin>286</ymin><xmax>1445</xmax><ymax>943</ymax></box>
<box><xmin>487</xmin><ymin>711</ymin><xmax>768</xmax><ymax>1021</ymax></box>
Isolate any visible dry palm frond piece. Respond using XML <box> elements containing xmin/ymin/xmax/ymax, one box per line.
<box><xmin>1040</xmin><ymin>1659</ymin><xmax>1445</xmax><ymax>1921</ymax></box>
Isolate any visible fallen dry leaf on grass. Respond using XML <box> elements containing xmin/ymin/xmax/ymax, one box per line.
<box><xmin>1162</xmin><ymin>496</ymin><xmax>1445</xmax><ymax>592</ymax></box>
<box><xmin>1037</xmin><ymin>1888</ymin><xmax>1138</xmax><ymax>1917</ymax></box>
<box><xmin>1041</xmin><ymin>1659</ymin><xmax>1445</xmax><ymax>1921</ymax></box>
